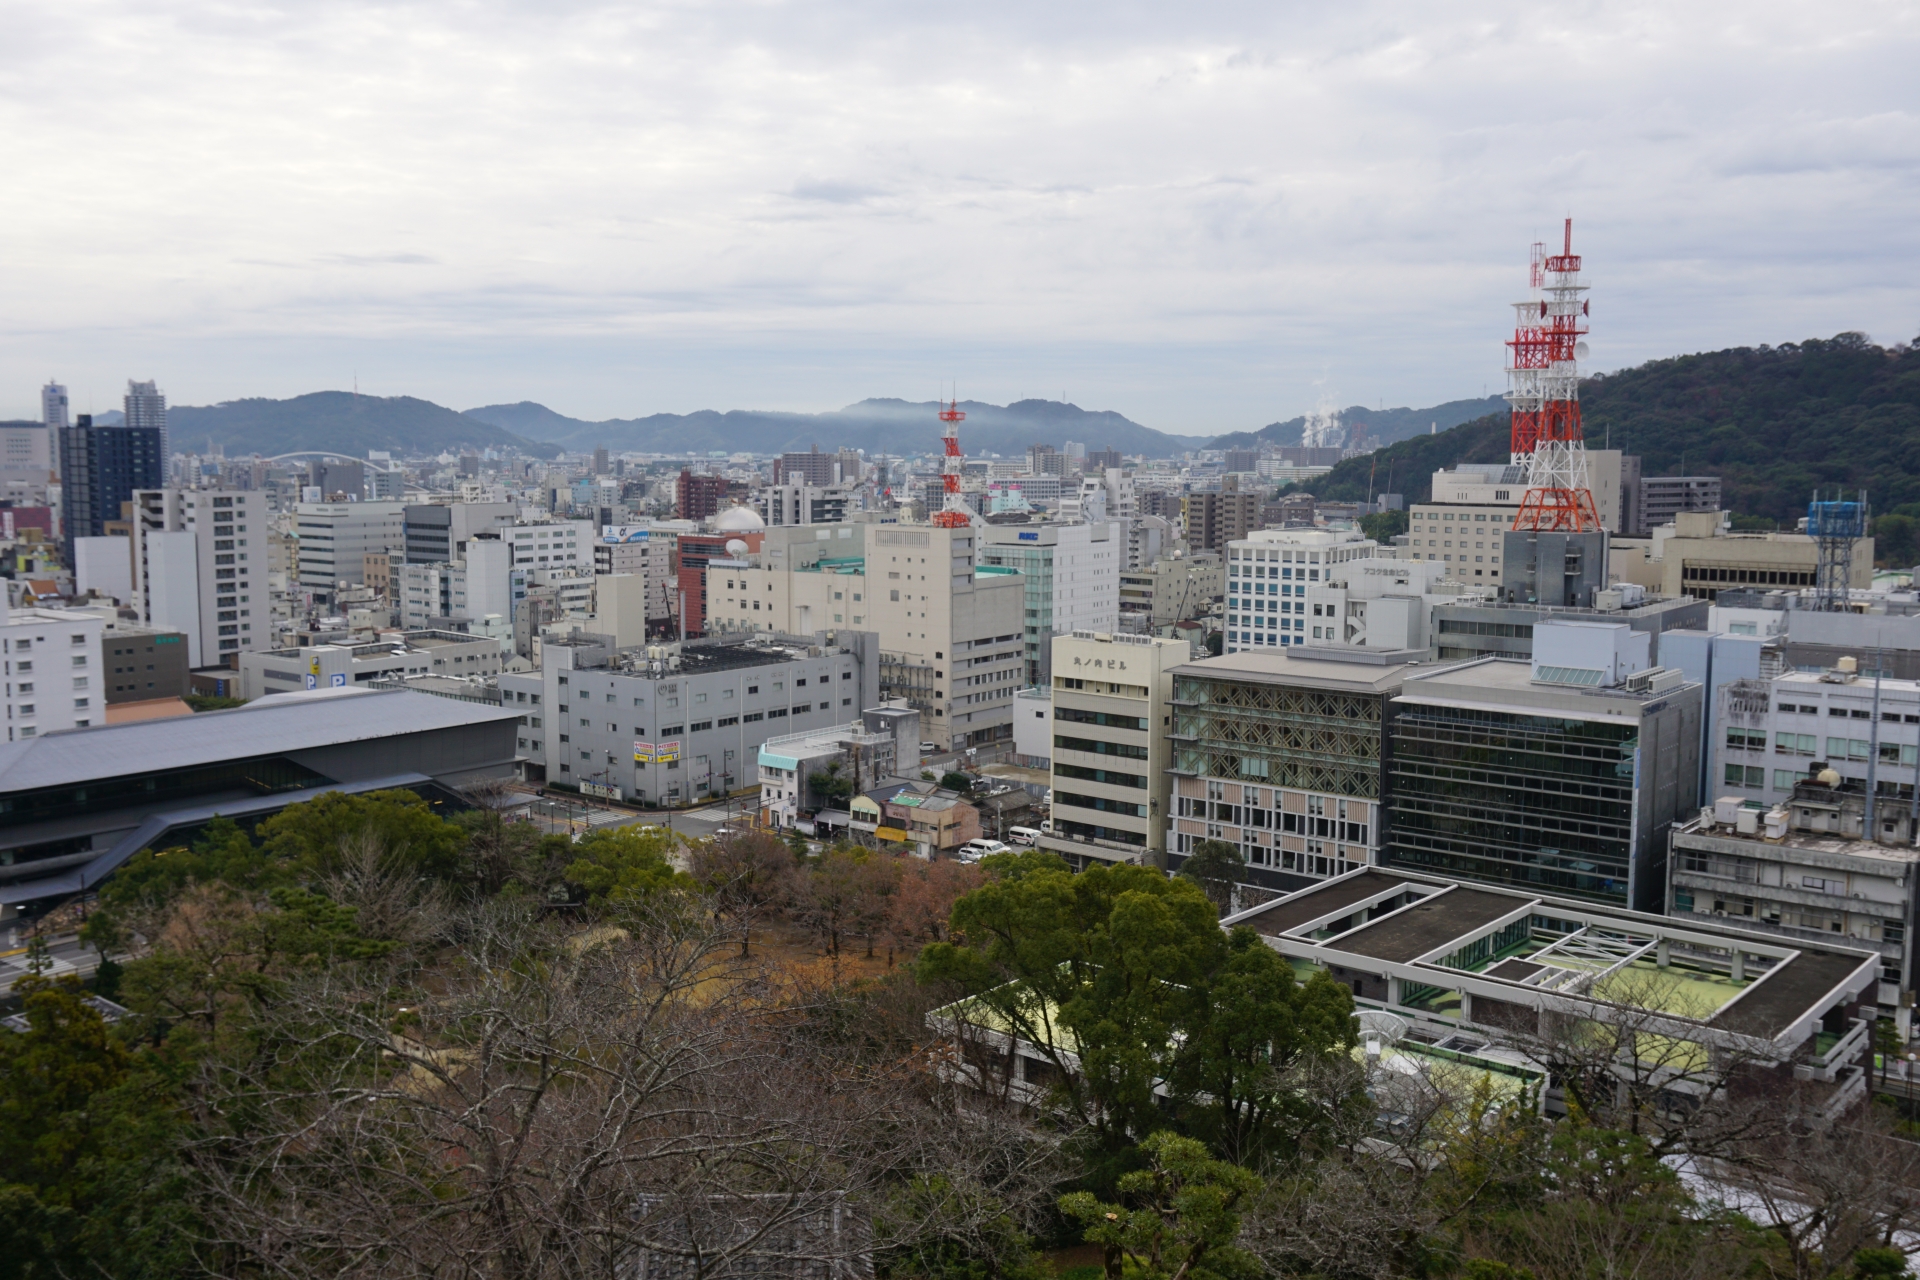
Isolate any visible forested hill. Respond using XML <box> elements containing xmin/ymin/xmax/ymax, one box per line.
<box><xmin>1284</xmin><ymin>333</ymin><xmax>1920</xmax><ymax>522</ymax></box>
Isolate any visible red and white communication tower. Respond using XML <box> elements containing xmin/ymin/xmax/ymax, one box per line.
<box><xmin>932</xmin><ymin>396</ymin><xmax>977</xmax><ymax>528</ymax></box>
<box><xmin>1506</xmin><ymin>218</ymin><xmax>1600</xmax><ymax>531</ymax></box>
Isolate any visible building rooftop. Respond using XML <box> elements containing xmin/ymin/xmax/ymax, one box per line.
<box><xmin>0</xmin><ymin>688</ymin><xmax>520</xmax><ymax>795</ymax></box>
<box><xmin>1170</xmin><ymin>647</ymin><xmax>1440</xmax><ymax>694</ymax></box>
<box><xmin>1397</xmin><ymin>656</ymin><xmax>1695</xmax><ymax>718</ymax></box>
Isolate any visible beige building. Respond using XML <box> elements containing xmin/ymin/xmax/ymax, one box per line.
<box><xmin>1118</xmin><ymin>550</ymin><xmax>1224</xmax><ymax>632</ymax></box>
<box><xmin>1410</xmin><ymin>451</ymin><xmax>1633</xmax><ymax>586</ymax></box>
<box><xmin>720</xmin><ymin>522</ymin><xmax>1026</xmax><ymax>752</ymax></box>
<box><xmin>1040</xmin><ymin>630</ymin><xmax>1191</xmax><ymax>869</ymax></box>
<box><xmin>1611</xmin><ymin>510</ymin><xmax>1872</xmax><ymax>602</ymax></box>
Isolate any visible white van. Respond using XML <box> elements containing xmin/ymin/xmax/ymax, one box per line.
<box><xmin>957</xmin><ymin>838</ymin><xmax>1011</xmax><ymax>862</ymax></box>
<box><xmin>1007</xmin><ymin>826</ymin><xmax>1042</xmax><ymax>847</ymax></box>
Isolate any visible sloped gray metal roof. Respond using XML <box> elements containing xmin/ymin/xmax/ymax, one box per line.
<box><xmin>0</xmin><ymin>688</ymin><xmax>520</xmax><ymax>794</ymax></box>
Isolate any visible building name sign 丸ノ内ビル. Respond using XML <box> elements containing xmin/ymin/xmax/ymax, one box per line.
<box><xmin>1071</xmin><ymin>656</ymin><xmax>1128</xmax><ymax>671</ymax></box>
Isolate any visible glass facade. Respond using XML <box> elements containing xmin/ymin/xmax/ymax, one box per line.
<box><xmin>1386</xmin><ymin>702</ymin><xmax>1640</xmax><ymax>906</ymax></box>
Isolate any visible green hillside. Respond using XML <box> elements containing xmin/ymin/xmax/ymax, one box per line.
<box><xmin>1282</xmin><ymin>333</ymin><xmax>1920</xmax><ymax>526</ymax></box>
<box><xmin>170</xmin><ymin>392</ymin><xmax>562</xmax><ymax>459</ymax></box>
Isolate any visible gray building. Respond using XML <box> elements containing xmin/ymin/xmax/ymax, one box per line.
<box><xmin>1386</xmin><ymin>642</ymin><xmax>1702</xmax><ymax>913</ymax></box>
<box><xmin>239</xmin><ymin>629</ymin><xmax>505</xmax><ymax>701</ymax></box>
<box><xmin>0</xmin><ymin>689</ymin><xmax>520</xmax><ymax>915</ymax></box>
<box><xmin>1431</xmin><ymin>594</ymin><xmax>1707</xmax><ymax>664</ymax></box>
<box><xmin>1498</xmin><ymin>529</ymin><xmax>1610</xmax><ymax>607</ymax></box>
<box><xmin>1639</xmin><ymin>475</ymin><xmax>1722</xmax><ymax>535</ymax></box>
<box><xmin>404</xmin><ymin>502</ymin><xmax>519</xmax><ymax>564</ymax></box>
<box><xmin>506</xmin><ymin>630</ymin><xmax>881</xmax><ymax>807</ymax></box>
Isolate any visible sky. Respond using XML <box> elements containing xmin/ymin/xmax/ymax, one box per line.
<box><xmin>1</xmin><ymin>0</ymin><xmax>1916</xmax><ymax>435</ymax></box>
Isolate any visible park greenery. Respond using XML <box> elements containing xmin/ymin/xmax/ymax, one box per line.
<box><xmin>3</xmin><ymin>789</ymin><xmax>1919</xmax><ymax>1278</ymax></box>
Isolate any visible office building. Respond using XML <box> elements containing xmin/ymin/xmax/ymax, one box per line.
<box><xmin>1182</xmin><ymin>480</ymin><xmax>1262</xmax><ymax>553</ymax></box>
<box><xmin>404</xmin><ymin>502</ymin><xmax>518</xmax><ymax>564</ymax></box>
<box><xmin>1660</xmin><ymin>629</ymin><xmax>1767</xmax><ymax>803</ymax></box>
<box><xmin>40</xmin><ymin>382</ymin><xmax>68</xmax><ymax>430</ymax></box>
<box><xmin>57</xmin><ymin>416</ymin><xmax>164</xmax><ymax>567</ymax></box>
<box><xmin>294</xmin><ymin>501</ymin><xmax>406</xmax><ymax>607</ymax></box>
<box><xmin>1639</xmin><ymin>476</ymin><xmax>1722</xmax><ymax>535</ymax></box>
<box><xmin>1039</xmin><ymin>630</ymin><xmax>1190</xmax><ymax>868</ymax></box>
<box><xmin>676</xmin><ymin>470</ymin><xmax>728</xmax><ymax>521</ymax></box>
<box><xmin>978</xmin><ymin>521</ymin><xmax>1122</xmax><ymax>685</ymax></box>
<box><xmin>133</xmin><ymin>489</ymin><xmax>266</xmax><ymax>666</ymax></box>
<box><xmin>101</xmin><ymin>627</ymin><xmax>190</xmax><ymax>705</ymax></box>
<box><xmin>0</xmin><ymin>599</ymin><xmax>105</xmax><ymax>740</ymax></box>
<box><xmin>0</xmin><ymin>689</ymin><xmax>521</xmax><ymax>914</ymax></box>
<box><xmin>596</xmin><ymin>523</ymin><xmax>684</xmax><ymax>628</ymax></box>
<box><xmin>1027</xmin><ymin>444</ymin><xmax>1068</xmax><ymax>477</ymax></box>
<box><xmin>505</xmin><ymin>628</ymin><xmax>879</xmax><ymax>806</ymax></box>
<box><xmin>1170</xmin><ymin>646</ymin><xmax>1431</xmax><ymax>892</ymax></box>
<box><xmin>1118</xmin><ymin>551</ymin><xmax>1224</xmax><ymax>633</ymax></box>
<box><xmin>1429</xmin><ymin>591</ymin><xmax>1706</xmax><ymax>665</ymax></box>
<box><xmin>1672</xmin><ymin>783</ymin><xmax>1920</xmax><ymax>1025</ymax></box>
<box><xmin>1012</xmin><ymin>685</ymin><xmax>1051</xmax><ymax>767</ymax></box>
<box><xmin>398</xmin><ymin>562</ymin><xmax>469</xmax><ymax>630</ymax></box>
<box><xmin>123</xmin><ymin>379</ymin><xmax>168</xmax><ymax>464</ymax></box>
<box><xmin>238</xmin><ymin>629</ymin><xmax>505</xmax><ymax>701</ymax></box>
<box><xmin>1707</xmin><ymin>665</ymin><xmax>1920</xmax><ymax>811</ymax></box>
<box><xmin>0</xmin><ymin>421</ymin><xmax>51</xmax><ymax>494</ymax></box>
<box><xmin>774</xmin><ymin>447</ymin><xmax>863</xmax><ymax>487</ymax></box>
<box><xmin>724</xmin><ymin>522</ymin><xmax>1024</xmax><ymax>751</ymax></box>
<box><xmin>1385</xmin><ymin>624</ymin><xmax>1702</xmax><ymax>912</ymax></box>
<box><xmin>1613</xmin><ymin>510</ymin><xmax>1870</xmax><ymax>603</ymax></box>
<box><xmin>307</xmin><ymin>457</ymin><xmax>365</xmax><ymax>501</ymax></box>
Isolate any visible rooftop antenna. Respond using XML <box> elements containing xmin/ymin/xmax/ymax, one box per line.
<box><xmin>1507</xmin><ymin>217</ymin><xmax>1600</xmax><ymax>532</ymax></box>
<box><xmin>933</xmin><ymin>391</ymin><xmax>977</xmax><ymax>528</ymax></box>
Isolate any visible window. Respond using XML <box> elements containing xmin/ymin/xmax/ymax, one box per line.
<box><xmin>1775</xmin><ymin>732</ymin><xmax>1816</xmax><ymax>756</ymax></box>
<box><xmin>1726</xmin><ymin>727</ymin><xmax>1766</xmax><ymax>750</ymax></box>
<box><xmin>1723</xmin><ymin>763</ymin><xmax>1764</xmax><ymax>788</ymax></box>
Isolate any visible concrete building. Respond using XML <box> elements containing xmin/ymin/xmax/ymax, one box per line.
<box><xmin>1386</xmin><ymin>628</ymin><xmax>1702</xmax><ymax>912</ymax></box>
<box><xmin>1707</xmin><ymin>666</ymin><xmax>1920</xmax><ymax>814</ymax></box>
<box><xmin>676</xmin><ymin>470</ymin><xmax>728</xmax><ymax>521</ymax></box>
<box><xmin>756</xmin><ymin>709</ymin><xmax>917</xmax><ymax>831</ymax></box>
<box><xmin>73</xmin><ymin>535</ymin><xmax>133</xmax><ymax>603</ymax></box>
<box><xmin>506</xmin><ymin>629</ymin><xmax>880</xmax><ymax>806</ymax></box>
<box><xmin>1118</xmin><ymin>551</ymin><xmax>1223</xmax><ymax>634</ymax></box>
<box><xmin>1672</xmin><ymin>781</ymin><xmax>1920</xmax><ymax>1025</ymax></box>
<box><xmin>1422</xmin><ymin>451</ymin><xmax>1631</xmax><ymax>538</ymax></box>
<box><xmin>1430</xmin><ymin>593</ymin><xmax>1708</xmax><ymax>664</ymax></box>
<box><xmin>978</xmin><ymin>520</ymin><xmax>1123</xmax><ymax>686</ymax></box>
<box><xmin>134</xmin><ymin>489</ymin><xmax>267</xmax><ymax>666</ymax></box>
<box><xmin>1170</xmin><ymin>646</ymin><xmax>1434</xmax><ymax>893</ymax></box>
<box><xmin>0</xmin><ymin>600</ymin><xmax>105</xmax><ymax>740</ymax></box>
<box><xmin>1219</xmin><ymin>527</ymin><xmax>1377</xmax><ymax>653</ymax></box>
<box><xmin>758</xmin><ymin>482</ymin><xmax>857</xmax><ymax>527</ymax></box>
<box><xmin>295</xmin><ymin>502</ymin><xmax>406</xmax><ymax>606</ymax></box>
<box><xmin>724</xmin><ymin>523</ymin><xmax>1025</xmax><ymax>751</ymax></box>
<box><xmin>122</xmin><ymin>379</ymin><xmax>168</xmax><ymax>467</ymax></box>
<box><xmin>403</xmin><ymin>502</ymin><xmax>517</xmax><ymax>564</ymax></box>
<box><xmin>1612</xmin><ymin>510</ymin><xmax>1870</xmax><ymax>603</ymax></box>
<box><xmin>0</xmin><ymin>688</ymin><xmax>521</xmax><ymax>915</ymax></box>
<box><xmin>1639</xmin><ymin>476</ymin><xmax>1722</xmax><ymax>535</ymax></box>
<box><xmin>1012</xmin><ymin>685</ymin><xmax>1051</xmax><ymax>768</ymax></box>
<box><xmin>239</xmin><ymin>629</ymin><xmax>505</xmax><ymax>701</ymax></box>
<box><xmin>101</xmin><ymin>626</ymin><xmax>190</xmax><ymax>704</ymax></box>
<box><xmin>595</xmin><ymin>523</ymin><xmax>686</xmax><ymax>628</ymax></box>
<box><xmin>0</xmin><ymin>421</ymin><xmax>51</xmax><ymax>494</ymax></box>
<box><xmin>40</xmin><ymin>383</ymin><xmax>68</xmax><ymax>431</ymax></box>
<box><xmin>774</xmin><ymin>447</ymin><xmax>863</xmax><ymax>487</ymax></box>
<box><xmin>1182</xmin><ymin>480</ymin><xmax>1262</xmax><ymax>553</ymax></box>
<box><xmin>1039</xmin><ymin>630</ymin><xmax>1191</xmax><ymax>868</ymax></box>
<box><xmin>508</xmin><ymin>518</ymin><xmax>594</xmax><ymax>575</ymax></box>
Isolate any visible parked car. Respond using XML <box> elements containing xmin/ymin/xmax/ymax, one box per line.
<box><xmin>956</xmin><ymin>838</ymin><xmax>1011</xmax><ymax>863</ymax></box>
<box><xmin>1007</xmin><ymin>826</ymin><xmax>1042</xmax><ymax>846</ymax></box>
<box><xmin>920</xmin><ymin>741</ymin><xmax>940</xmax><ymax>754</ymax></box>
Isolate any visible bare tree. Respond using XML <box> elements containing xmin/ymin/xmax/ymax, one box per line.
<box><xmin>687</xmin><ymin>830</ymin><xmax>796</xmax><ymax>956</ymax></box>
<box><xmin>182</xmin><ymin>894</ymin><xmax>1062</xmax><ymax>1280</ymax></box>
<box><xmin>319</xmin><ymin>829</ymin><xmax>456</xmax><ymax>949</ymax></box>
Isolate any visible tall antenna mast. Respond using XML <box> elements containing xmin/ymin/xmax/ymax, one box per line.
<box><xmin>932</xmin><ymin>394</ymin><xmax>976</xmax><ymax>528</ymax></box>
<box><xmin>1508</xmin><ymin>218</ymin><xmax>1600</xmax><ymax>531</ymax></box>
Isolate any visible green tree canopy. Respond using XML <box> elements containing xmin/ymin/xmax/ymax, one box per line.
<box><xmin>563</xmin><ymin>825</ymin><xmax>683</xmax><ymax>905</ymax></box>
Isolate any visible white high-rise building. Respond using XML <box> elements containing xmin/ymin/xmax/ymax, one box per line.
<box><xmin>40</xmin><ymin>382</ymin><xmax>69</xmax><ymax>429</ymax></box>
<box><xmin>135</xmin><ymin>489</ymin><xmax>267</xmax><ymax>666</ymax></box>
<box><xmin>978</xmin><ymin>521</ymin><xmax>1123</xmax><ymax>686</ymax></box>
<box><xmin>295</xmin><ymin>501</ymin><xmax>406</xmax><ymax>607</ymax></box>
<box><xmin>124</xmin><ymin>379</ymin><xmax>168</xmax><ymax>464</ymax></box>
<box><xmin>0</xmin><ymin>596</ymin><xmax>105</xmax><ymax>739</ymax></box>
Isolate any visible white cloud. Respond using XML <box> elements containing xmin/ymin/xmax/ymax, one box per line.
<box><xmin>0</xmin><ymin>0</ymin><xmax>1914</xmax><ymax>430</ymax></box>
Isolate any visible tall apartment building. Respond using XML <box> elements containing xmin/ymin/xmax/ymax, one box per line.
<box><xmin>723</xmin><ymin>522</ymin><xmax>1024</xmax><ymax>750</ymax></box>
<box><xmin>0</xmin><ymin>598</ymin><xmax>105</xmax><ymax>739</ymax></box>
<box><xmin>1221</xmin><ymin>528</ymin><xmax>1378</xmax><ymax>653</ymax></box>
<box><xmin>676</xmin><ymin>470</ymin><xmax>728</xmax><ymax>521</ymax></box>
<box><xmin>1040</xmin><ymin>631</ymin><xmax>1190</xmax><ymax>868</ymax></box>
<box><xmin>1636</xmin><ymin>476</ymin><xmax>1724</xmax><ymax>534</ymax></box>
<box><xmin>40</xmin><ymin>382</ymin><xmax>68</xmax><ymax>430</ymax></box>
<box><xmin>123</xmin><ymin>379</ymin><xmax>168</xmax><ymax>464</ymax></box>
<box><xmin>1118</xmin><ymin>551</ymin><xmax>1224</xmax><ymax>632</ymax></box>
<box><xmin>1386</xmin><ymin>625</ymin><xmax>1702</xmax><ymax>913</ymax></box>
<box><xmin>759</xmin><ymin>482</ymin><xmax>857</xmax><ymax>526</ymax></box>
<box><xmin>134</xmin><ymin>489</ymin><xmax>267</xmax><ymax>666</ymax></box>
<box><xmin>58</xmin><ymin>416</ymin><xmax>164</xmax><ymax>567</ymax></box>
<box><xmin>1027</xmin><ymin>445</ymin><xmax>1068</xmax><ymax>477</ymax></box>
<box><xmin>978</xmin><ymin>521</ymin><xmax>1123</xmax><ymax>686</ymax></box>
<box><xmin>1170</xmin><ymin>647</ymin><xmax>1430</xmax><ymax>892</ymax></box>
<box><xmin>773</xmin><ymin>447</ymin><xmax>863</xmax><ymax>486</ymax></box>
<box><xmin>1182</xmin><ymin>480</ymin><xmax>1261</xmax><ymax>553</ymax></box>
<box><xmin>295</xmin><ymin>502</ymin><xmax>406</xmax><ymax>607</ymax></box>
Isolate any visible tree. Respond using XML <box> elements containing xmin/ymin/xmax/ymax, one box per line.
<box><xmin>1360</xmin><ymin>509</ymin><xmax>1409</xmax><ymax>543</ymax></box>
<box><xmin>83</xmin><ymin>815</ymin><xmax>283</xmax><ymax>953</ymax></box>
<box><xmin>563</xmin><ymin>824</ymin><xmax>683</xmax><ymax>906</ymax></box>
<box><xmin>889</xmin><ymin>858</ymin><xmax>987</xmax><ymax>958</ymax></box>
<box><xmin>795</xmin><ymin>846</ymin><xmax>898</xmax><ymax>958</ymax></box>
<box><xmin>808</xmin><ymin>761</ymin><xmax>856</xmax><ymax>810</ymax></box>
<box><xmin>687</xmin><ymin>830</ymin><xmax>794</xmax><ymax>955</ymax></box>
<box><xmin>1177</xmin><ymin>840</ymin><xmax>1244</xmax><ymax>918</ymax></box>
<box><xmin>1059</xmin><ymin>1131</ymin><xmax>1261</xmax><ymax>1280</ymax></box>
<box><xmin>940</xmin><ymin>771</ymin><xmax>975</xmax><ymax>794</ymax></box>
<box><xmin>917</xmin><ymin>861</ymin><xmax>1227</xmax><ymax>1149</ymax></box>
<box><xmin>256</xmin><ymin>788</ymin><xmax>467</xmax><ymax>880</ymax></box>
<box><xmin>1168</xmin><ymin>928</ymin><xmax>1355</xmax><ymax>1163</ymax></box>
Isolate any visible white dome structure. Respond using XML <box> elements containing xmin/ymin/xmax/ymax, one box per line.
<box><xmin>714</xmin><ymin>504</ymin><xmax>765</xmax><ymax>532</ymax></box>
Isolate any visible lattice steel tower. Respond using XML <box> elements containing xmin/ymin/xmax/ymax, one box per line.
<box><xmin>932</xmin><ymin>397</ymin><xmax>977</xmax><ymax>528</ymax></box>
<box><xmin>1507</xmin><ymin>219</ymin><xmax>1600</xmax><ymax>532</ymax></box>
<box><xmin>1808</xmin><ymin>489</ymin><xmax>1868</xmax><ymax>612</ymax></box>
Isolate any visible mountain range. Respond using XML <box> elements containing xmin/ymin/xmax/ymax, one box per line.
<box><xmin>1282</xmin><ymin>332</ymin><xmax>1920</xmax><ymax>523</ymax></box>
<box><xmin>1208</xmin><ymin>395</ymin><xmax>1507</xmax><ymax>450</ymax></box>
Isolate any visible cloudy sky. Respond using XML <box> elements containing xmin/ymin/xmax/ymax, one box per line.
<box><xmin>2</xmin><ymin>0</ymin><xmax>1915</xmax><ymax>434</ymax></box>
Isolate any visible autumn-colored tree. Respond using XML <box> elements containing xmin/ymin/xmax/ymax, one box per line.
<box><xmin>796</xmin><ymin>846</ymin><xmax>899</xmax><ymax>958</ymax></box>
<box><xmin>888</xmin><ymin>857</ymin><xmax>986</xmax><ymax>955</ymax></box>
<box><xmin>688</xmin><ymin>830</ymin><xmax>795</xmax><ymax>955</ymax></box>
